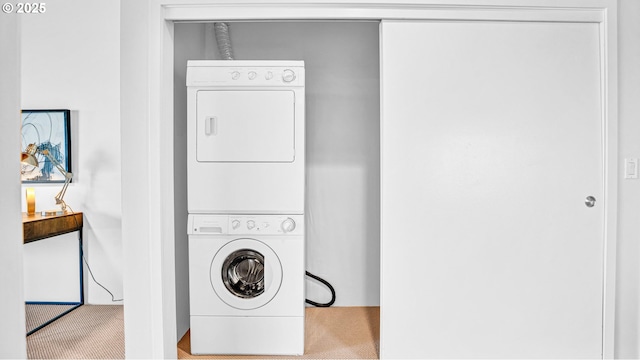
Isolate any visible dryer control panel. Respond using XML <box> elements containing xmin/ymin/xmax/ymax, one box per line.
<box><xmin>187</xmin><ymin>60</ymin><xmax>304</xmax><ymax>87</ymax></box>
<box><xmin>189</xmin><ymin>214</ymin><xmax>303</xmax><ymax>236</ymax></box>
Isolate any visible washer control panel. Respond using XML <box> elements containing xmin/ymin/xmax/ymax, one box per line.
<box><xmin>228</xmin><ymin>215</ymin><xmax>303</xmax><ymax>235</ymax></box>
<box><xmin>189</xmin><ymin>214</ymin><xmax>303</xmax><ymax>235</ymax></box>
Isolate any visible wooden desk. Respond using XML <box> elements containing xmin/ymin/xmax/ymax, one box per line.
<box><xmin>23</xmin><ymin>211</ymin><xmax>84</xmax><ymax>335</ymax></box>
<box><xmin>23</xmin><ymin>212</ymin><xmax>83</xmax><ymax>244</ymax></box>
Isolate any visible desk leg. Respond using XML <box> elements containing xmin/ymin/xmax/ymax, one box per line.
<box><xmin>26</xmin><ymin>228</ymin><xmax>84</xmax><ymax>336</ymax></box>
<box><xmin>78</xmin><ymin>227</ymin><xmax>84</xmax><ymax>305</ymax></box>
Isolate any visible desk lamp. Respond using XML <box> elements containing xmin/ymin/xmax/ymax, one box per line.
<box><xmin>21</xmin><ymin>143</ymin><xmax>73</xmax><ymax>214</ymax></box>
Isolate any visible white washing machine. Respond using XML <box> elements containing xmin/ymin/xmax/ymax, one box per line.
<box><xmin>186</xmin><ymin>60</ymin><xmax>305</xmax><ymax>214</ymax></box>
<box><xmin>188</xmin><ymin>214</ymin><xmax>305</xmax><ymax>355</ymax></box>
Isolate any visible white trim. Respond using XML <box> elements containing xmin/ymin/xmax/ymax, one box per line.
<box><xmin>159</xmin><ymin>16</ymin><xmax>179</xmax><ymax>358</ymax></box>
<box><xmin>121</xmin><ymin>0</ymin><xmax>618</xmax><ymax>357</ymax></box>
<box><xmin>377</xmin><ymin>20</ymin><xmax>388</xmax><ymax>360</ymax></box>
<box><xmin>149</xmin><ymin>6</ymin><xmax>164</xmax><ymax>358</ymax></box>
<box><xmin>600</xmin><ymin>4</ymin><xmax>618</xmax><ymax>359</ymax></box>
<box><xmin>164</xmin><ymin>4</ymin><xmax>604</xmax><ymax>22</ymax></box>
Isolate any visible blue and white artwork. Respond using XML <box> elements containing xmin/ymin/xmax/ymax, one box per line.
<box><xmin>21</xmin><ymin>109</ymin><xmax>71</xmax><ymax>183</ymax></box>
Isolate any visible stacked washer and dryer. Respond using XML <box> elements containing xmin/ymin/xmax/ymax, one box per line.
<box><xmin>186</xmin><ymin>60</ymin><xmax>305</xmax><ymax>355</ymax></box>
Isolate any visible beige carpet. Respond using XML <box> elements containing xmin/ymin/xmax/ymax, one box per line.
<box><xmin>26</xmin><ymin>304</ymin><xmax>77</xmax><ymax>334</ymax></box>
<box><xmin>27</xmin><ymin>305</ymin><xmax>124</xmax><ymax>359</ymax></box>
<box><xmin>25</xmin><ymin>305</ymin><xmax>377</xmax><ymax>359</ymax></box>
<box><xmin>178</xmin><ymin>306</ymin><xmax>380</xmax><ymax>359</ymax></box>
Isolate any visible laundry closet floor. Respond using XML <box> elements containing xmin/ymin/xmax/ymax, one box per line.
<box><xmin>178</xmin><ymin>306</ymin><xmax>380</xmax><ymax>359</ymax></box>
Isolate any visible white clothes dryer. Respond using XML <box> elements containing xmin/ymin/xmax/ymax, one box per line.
<box><xmin>187</xmin><ymin>214</ymin><xmax>305</xmax><ymax>355</ymax></box>
<box><xmin>186</xmin><ymin>60</ymin><xmax>305</xmax><ymax>214</ymax></box>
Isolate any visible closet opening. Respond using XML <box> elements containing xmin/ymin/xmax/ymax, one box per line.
<box><xmin>173</xmin><ymin>20</ymin><xmax>381</xmax><ymax>357</ymax></box>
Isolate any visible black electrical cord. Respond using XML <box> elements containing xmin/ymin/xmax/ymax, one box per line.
<box><xmin>67</xmin><ymin>205</ymin><xmax>123</xmax><ymax>302</ymax></box>
<box><xmin>80</xmin><ymin>247</ymin><xmax>123</xmax><ymax>302</ymax></box>
<box><xmin>305</xmin><ymin>271</ymin><xmax>336</xmax><ymax>307</ymax></box>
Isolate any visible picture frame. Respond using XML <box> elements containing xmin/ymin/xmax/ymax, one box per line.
<box><xmin>21</xmin><ymin>109</ymin><xmax>72</xmax><ymax>183</ymax></box>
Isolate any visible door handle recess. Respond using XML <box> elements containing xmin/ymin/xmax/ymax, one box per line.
<box><xmin>205</xmin><ymin>116</ymin><xmax>217</xmax><ymax>136</ymax></box>
<box><xmin>585</xmin><ymin>196</ymin><xmax>596</xmax><ymax>208</ymax></box>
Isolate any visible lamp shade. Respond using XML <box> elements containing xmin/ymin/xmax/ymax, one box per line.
<box><xmin>21</xmin><ymin>144</ymin><xmax>39</xmax><ymax>167</ymax></box>
<box><xmin>21</xmin><ymin>153</ymin><xmax>38</xmax><ymax>167</ymax></box>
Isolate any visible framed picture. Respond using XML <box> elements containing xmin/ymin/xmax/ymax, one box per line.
<box><xmin>21</xmin><ymin>109</ymin><xmax>72</xmax><ymax>183</ymax></box>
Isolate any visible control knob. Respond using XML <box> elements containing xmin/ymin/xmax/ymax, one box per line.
<box><xmin>231</xmin><ymin>219</ymin><xmax>241</xmax><ymax>229</ymax></box>
<box><xmin>282</xmin><ymin>69</ymin><xmax>296</xmax><ymax>83</ymax></box>
<box><xmin>248</xmin><ymin>71</ymin><xmax>257</xmax><ymax>80</ymax></box>
<box><xmin>281</xmin><ymin>218</ymin><xmax>296</xmax><ymax>233</ymax></box>
<box><xmin>247</xmin><ymin>220</ymin><xmax>256</xmax><ymax>230</ymax></box>
<box><xmin>231</xmin><ymin>71</ymin><xmax>241</xmax><ymax>80</ymax></box>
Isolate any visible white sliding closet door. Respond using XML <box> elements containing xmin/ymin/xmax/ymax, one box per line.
<box><xmin>380</xmin><ymin>20</ymin><xmax>604</xmax><ymax>358</ymax></box>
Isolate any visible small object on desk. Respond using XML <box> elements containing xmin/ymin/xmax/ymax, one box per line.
<box><xmin>26</xmin><ymin>187</ymin><xmax>36</xmax><ymax>216</ymax></box>
<box><xmin>42</xmin><ymin>210</ymin><xmax>65</xmax><ymax>216</ymax></box>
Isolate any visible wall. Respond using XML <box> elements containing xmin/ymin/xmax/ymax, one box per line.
<box><xmin>20</xmin><ymin>0</ymin><xmax>122</xmax><ymax>305</ymax></box>
<box><xmin>615</xmin><ymin>0</ymin><xmax>640</xmax><ymax>357</ymax></box>
<box><xmin>24</xmin><ymin>232</ymin><xmax>82</xmax><ymax>301</ymax></box>
<box><xmin>0</xmin><ymin>13</ymin><xmax>28</xmax><ymax>358</ymax></box>
<box><xmin>174</xmin><ymin>22</ymin><xmax>380</xmax><ymax>317</ymax></box>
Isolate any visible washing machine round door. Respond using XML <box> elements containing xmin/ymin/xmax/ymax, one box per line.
<box><xmin>210</xmin><ymin>238</ymin><xmax>283</xmax><ymax>310</ymax></box>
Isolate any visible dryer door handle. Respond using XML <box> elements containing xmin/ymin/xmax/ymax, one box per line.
<box><xmin>205</xmin><ymin>116</ymin><xmax>217</xmax><ymax>136</ymax></box>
